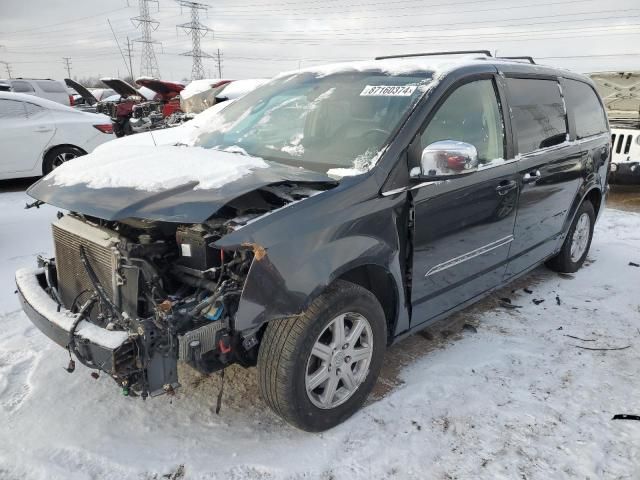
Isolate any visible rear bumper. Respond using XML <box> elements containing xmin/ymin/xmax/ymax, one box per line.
<box><xmin>15</xmin><ymin>268</ymin><xmax>132</xmax><ymax>374</ymax></box>
<box><xmin>610</xmin><ymin>162</ymin><xmax>640</xmax><ymax>184</ymax></box>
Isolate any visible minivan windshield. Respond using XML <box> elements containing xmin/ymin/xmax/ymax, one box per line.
<box><xmin>194</xmin><ymin>70</ymin><xmax>433</xmax><ymax>173</ymax></box>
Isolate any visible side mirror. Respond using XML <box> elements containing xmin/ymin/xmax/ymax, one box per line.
<box><xmin>411</xmin><ymin>140</ymin><xmax>479</xmax><ymax>180</ymax></box>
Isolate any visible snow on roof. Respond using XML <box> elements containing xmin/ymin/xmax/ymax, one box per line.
<box><xmin>277</xmin><ymin>56</ymin><xmax>488</xmax><ymax>79</ymax></box>
<box><xmin>48</xmin><ymin>144</ymin><xmax>269</xmax><ymax>192</ymax></box>
<box><xmin>218</xmin><ymin>79</ymin><xmax>269</xmax><ymax>99</ymax></box>
<box><xmin>181</xmin><ymin>78</ymin><xmax>233</xmax><ymax>101</ymax></box>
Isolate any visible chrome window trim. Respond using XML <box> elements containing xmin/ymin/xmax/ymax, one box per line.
<box><xmin>425</xmin><ymin>235</ymin><xmax>514</xmax><ymax>277</ymax></box>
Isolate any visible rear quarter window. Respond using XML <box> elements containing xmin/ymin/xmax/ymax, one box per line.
<box><xmin>36</xmin><ymin>81</ymin><xmax>67</xmax><ymax>93</ymax></box>
<box><xmin>563</xmin><ymin>79</ymin><xmax>608</xmax><ymax>138</ymax></box>
<box><xmin>10</xmin><ymin>80</ymin><xmax>35</xmax><ymax>93</ymax></box>
<box><xmin>506</xmin><ymin>78</ymin><xmax>568</xmax><ymax>154</ymax></box>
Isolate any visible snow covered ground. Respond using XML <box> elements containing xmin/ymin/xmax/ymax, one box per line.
<box><xmin>0</xmin><ymin>188</ymin><xmax>639</xmax><ymax>480</ymax></box>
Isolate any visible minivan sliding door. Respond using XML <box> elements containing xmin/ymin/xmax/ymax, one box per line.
<box><xmin>503</xmin><ymin>77</ymin><xmax>583</xmax><ymax>278</ymax></box>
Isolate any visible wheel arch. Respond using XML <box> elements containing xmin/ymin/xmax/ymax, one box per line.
<box><xmin>336</xmin><ymin>263</ymin><xmax>399</xmax><ymax>343</ymax></box>
<box><xmin>562</xmin><ymin>184</ymin><xmax>604</xmax><ymax>238</ymax></box>
<box><xmin>41</xmin><ymin>144</ymin><xmax>87</xmax><ymax>174</ymax></box>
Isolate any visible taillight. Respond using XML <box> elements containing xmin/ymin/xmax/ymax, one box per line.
<box><xmin>94</xmin><ymin>124</ymin><xmax>113</xmax><ymax>134</ymax></box>
<box><xmin>69</xmin><ymin>95</ymin><xmax>75</xmax><ymax>106</ymax></box>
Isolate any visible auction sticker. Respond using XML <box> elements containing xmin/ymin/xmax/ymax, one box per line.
<box><xmin>360</xmin><ymin>85</ymin><xmax>417</xmax><ymax>96</ymax></box>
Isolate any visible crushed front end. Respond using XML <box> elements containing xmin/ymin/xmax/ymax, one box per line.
<box><xmin>16</xmin><ymin>212</ymin><xmax>257</xmax><ymax>398</ymax></box>
<box><xmin>16</xmin><ymin>181</ymin><xmax>330</xmax><ymax>398</ymax></box>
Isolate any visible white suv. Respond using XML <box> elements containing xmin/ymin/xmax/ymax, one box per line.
<box><xmin>0</xmin><ymin>78</ymin><xmax>71</xmax><ymax>106</ymax></box>
<box><xmin>590</xmin><ymin>71</ymin><xmax>640</xmax><ymax>183</ymax></box>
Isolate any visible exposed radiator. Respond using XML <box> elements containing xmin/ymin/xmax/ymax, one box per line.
<box><xmin>52</xmin><ymin>215</ymin><xmax>120</xmax><ymax>312</ymax></box>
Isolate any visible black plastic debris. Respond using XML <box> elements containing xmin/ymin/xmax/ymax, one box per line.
<box><xmin>629</xmin><ymin>262</ymin><xmax>640</xmax><ymax>267</ymax></box>
<box><xmin>533</xmin><ymin>299</ymin><xmax>545</xmax><ymax>305</ymax></box>
<box><xmin>524</xmin><ymin>288</ymin><xmax>533</xmax><ymax>294</ymax></box>
<box><xmin>556</xmin><ymin>295</ymin><xmax>561</xmax><ymax>306</ymax></box>
<box><xmin>613</xmin><ymin>414</ymin><xmax>640</xmax><ymax>421</ymax></box>
<box><xmin>463</xmin><ymin>323</ymin><xmax>478</xmax><ymax>333</ymax></box>
<box><xmin>499</xmin><ymin>298</ymin><xmax>522</xmax><ymax>309</ymax></box>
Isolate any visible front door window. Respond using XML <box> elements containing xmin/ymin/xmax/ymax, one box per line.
<box><xmin>421</xmin><ymin>79</ymin><xmax>505</xmax><ymax>165</ymax></box>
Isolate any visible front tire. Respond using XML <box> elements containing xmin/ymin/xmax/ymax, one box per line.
<box><xmin>257</xmin><ymin>280</ymin><xmax>387</xmax><ymax>432</ymax></box>
<box><xmin>546</xmin><ymin>200</ymin><xmax>595</xmax><ymax>273</ymax></box>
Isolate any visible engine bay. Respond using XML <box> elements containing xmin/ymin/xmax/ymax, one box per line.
<box><xmin>44</xmin><ymin>181</ymin><xmax>331</xmax><ymax>398</ymax></box>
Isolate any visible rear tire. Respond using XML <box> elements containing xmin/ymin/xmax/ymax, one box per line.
<box><xmin>257</xmin><ymin>280</ymin><xmax>386</xmax><ymax>432</ymax></box>
<box><xmin>42</xmin><ymin>146</ymin><xmax>85</xmax><ymax>175</ymax></box>
<box><xmin>546</xmin><ymin>200</ymin><xmax>595</xmax><ymax>273</ymax></box>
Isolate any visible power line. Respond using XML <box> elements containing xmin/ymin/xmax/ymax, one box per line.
<box><xmin>132</xmin><ymin>0</ymin><xmax>161</xmax><ymax>78</ymax></box>
<box><xmin>62</xmin><ymin>57</ymin><xmax>72</xmax><ymax>77</ymax></box>
<box><xmin>176</xmin><ymin>1</ymin><xmax>213</xmax><ymax>80</ymax></box>
<box><xmin>1</xmin><ymin>7</ymin><xmax>129</xmax><ymax>35</ymax></box>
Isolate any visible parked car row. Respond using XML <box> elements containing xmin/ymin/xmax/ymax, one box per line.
<box><xmin>14</xmin><ymin>51</ymin><xmax>611</xmax><ymax>431</ymax></box>
<box><xmin>0</xmin><ymin>75</ymin><xmax>268</xmax><ymax>181</ymax></box>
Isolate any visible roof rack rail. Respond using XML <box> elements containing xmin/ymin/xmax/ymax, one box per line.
<box><xmin>498</xmin><ymin>56</ymin><xmax>536</xmax><ymax>64</ymax></box>
<box><xmin>375</xmin><ymin>50</ymin><xmax>492</xmax><ymax>60</ymax></box>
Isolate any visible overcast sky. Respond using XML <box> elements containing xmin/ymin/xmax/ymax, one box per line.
<box><xmin>1</xmin><ymin>0</ymin><xmax>639</xmax><ymax>82</ymax></box>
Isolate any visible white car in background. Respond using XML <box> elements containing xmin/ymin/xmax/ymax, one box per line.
<box><xmin>590</xmin><ymin>71</ymin><xmax>640</xmax><ymax>183</ymax></box>
<box><xmin>0</xmin><ymin>92</ymin><xmax>113</xmax><ymax>180</ymax></box>
<box><xmin>0</xmin><ymin>78</ymin><xmax>71</xmax><ymax>105</ymax></box>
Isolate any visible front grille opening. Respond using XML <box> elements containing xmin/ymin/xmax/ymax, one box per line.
<box><xmin>616</xmin><ymin>134</ymin><xmax>625</xmax><ymax>154</ymax></box>
<box><xmin>624</xmin><ymin>135</ymin><xmax>633</xmax><ymax>154</ymax></box>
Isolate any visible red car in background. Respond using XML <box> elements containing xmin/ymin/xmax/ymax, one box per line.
<box><xmin>96</xmin><ymin>78</ymin><xmax>185</xmax><ymax>137</ymax></box>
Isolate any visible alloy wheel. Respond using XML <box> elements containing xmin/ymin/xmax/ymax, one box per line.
<box><xmin>570</xmin><ymin>212</ymin><xmax>591</xmax><ymax>262</ymax></box>
<box><xmin>305</xmin><ymin>312</ymin><xmax>373</xmax><ymax>409</ymax></box>
<box><xmin>52</xmin><ymin>152</ymin><xmax>78</xmax><ymax>169</ymax></box>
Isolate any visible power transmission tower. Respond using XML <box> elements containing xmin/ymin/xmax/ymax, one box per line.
<box><xmin>62</xmin><ymin>57</ymin><xmax>72</xmax><ymax>77</ymax></box>
<box><xmin>176</xmin><ymin>1</ymin><xmax>213</xmax><ymax>80</ymax></box>
<box><xmin>0</xmin><ymin>61</ymin><xmax>12</xmax><ymax>78</ymax></box>
<box><xmin>214</xmin><ymin>48</ymin><xmax>223</xmax><ymax>78</ymax></box>
<box><xmin>131</xmin><ymin>0</ymin><xmax>161</xmax><ymax>78</ymax></box>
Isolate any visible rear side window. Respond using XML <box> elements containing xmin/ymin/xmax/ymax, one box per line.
<box><xmin>10</xmin><ymin>80</ymin><xmax>35</xmax><ymax>93</ymax></box>
<box><xmin>36</xmin><ymin>80</ymin><xmax>66</xmax><ymax>93</ymax></box>
<box><xmin>563</xmin><ymin>79</ymin><xmax>608</xmax><ymax>138</ymax></box>
<box><xmin>506</xmin><ymin>78</ymin><xmax>567</xmax><ymax>154</ymax></box>
<box><xmin>0</xmin><ymin>99</ymin><xmax>27</xmax><ymax>119</ymax></box>
<box><xmin>24</xmin><ymin>102</ymin><xmax>45</xmax><ymax>117</ymax></box>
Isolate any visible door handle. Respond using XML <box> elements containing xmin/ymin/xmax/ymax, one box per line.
<box><xmin>34</xmin><ymin>127</ymin><xmax>53</xmax><ymax>133</ymax></box>
<box><xmin>496</xmin><ymin>180</ymin><xmax>518</xmax><ymax>195</ymax></box>
<box><xmin>522</xmin><ymin>170</ymin><xmax>541</xmax><ymax>184</ymax></box>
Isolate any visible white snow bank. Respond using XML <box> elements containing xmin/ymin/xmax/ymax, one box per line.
<box><xmin>1</xmin><ymin>207</ymin><xmax>639</xmax><ymax>478</ymax></box>
<box><xmin>15</xmin><ymin>268</ymin><xmax>129</xmax><ymax>350</ymax></box>
<box><xmin>47</xmin><ymin>145</ymin><xmax>269</xmax><ymax>191</ymax></box>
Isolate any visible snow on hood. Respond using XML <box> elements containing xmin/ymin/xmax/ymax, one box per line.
<box><xmin>47</xmin><ymin>145</ymin><xmax>269</xmax><ymax>192</ymax></box>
